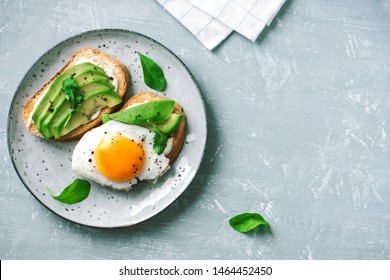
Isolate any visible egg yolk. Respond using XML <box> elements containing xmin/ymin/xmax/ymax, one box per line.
<box><xmin>94</xmin><ymin>135</ymin><xmax>145</xmax><ymax>182</ymax></box>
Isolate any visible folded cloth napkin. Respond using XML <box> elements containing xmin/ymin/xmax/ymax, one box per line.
<box><xmin>156</xmin><ymin>0</ymin><xmax>232</xmax><ymax>50</ymax></box>
<box><xmin>157</xmin><ymin>0</ymin><xmax>286</xmax><ymax>50</ymax></box>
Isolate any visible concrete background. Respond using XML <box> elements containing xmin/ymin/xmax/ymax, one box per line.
<box><xmin>1</xmin><ymin>0</ymin><xmax>389</xmax><ymax>259</ymax></box>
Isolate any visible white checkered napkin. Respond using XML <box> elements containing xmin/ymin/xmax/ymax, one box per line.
<box><xmin>156</xmin><ymin>0</ymin><xmax>233</xmax><ymax>50</ymax></box>
<box><xmin>187</xmin><ymin>0</ymin><xmax>286</xmax><ymax>42</ymax></box>
<box><xmin>157</xmin><ymin>0</ymin><xmax>285</xmax><ymax>49</ymax></box>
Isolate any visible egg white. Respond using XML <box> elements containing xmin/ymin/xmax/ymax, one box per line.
<box><xmin>71</xmin><ymin>120</ymin><xmax>172</xmax><ymax>190</ymax></box>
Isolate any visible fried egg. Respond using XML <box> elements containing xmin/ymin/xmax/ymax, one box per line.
<box><xmin>72</xmin><ymin>120</ymin><xmax>172</xmax><ymax>190</ymax></box>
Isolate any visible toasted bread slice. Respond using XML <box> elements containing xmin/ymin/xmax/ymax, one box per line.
<box><xmin>22</xmin><ymin>47</ymin><xmax>130</xmax><ymax>141</ymax></box>
<box><xmin>120</xmin><ymin>92</ymin><xmax>186</xmax><ymax>163</ymax></box>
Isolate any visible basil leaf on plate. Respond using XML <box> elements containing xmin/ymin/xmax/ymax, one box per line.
<box><xmin>138</xmin><ymin>52</ymin><xmax>167</xmax><ymax>91</ymax></box>
<box><xmin>47</xmin><ymin>179</ymin><xmax>91</xmax><ymax>204</ymax></box>
<box><xmin>153</xmin><ymin>129</ymin><xmax>167</xmax><ymax>155</ymax></box>
<box><xmin>229</xmin><ymin>212</ymin><xmax>271</xmax><ymax>233</ymax></box>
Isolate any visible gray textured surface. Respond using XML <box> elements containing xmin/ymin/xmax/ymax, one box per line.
<box><xmin>1</xmin><ymin>0</ymin><xmax>389</xmax><ymax>259</ymax></box>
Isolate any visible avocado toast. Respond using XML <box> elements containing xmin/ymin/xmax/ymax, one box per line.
<box><xmin>108</xmin><ymin>91</ymin><xmax>186</xmax><ymax>163</ymax></box>
<box><xmin>22</xmin><ymin>48</ymin><xmax>130</xmax><ymax>141</ymax></box>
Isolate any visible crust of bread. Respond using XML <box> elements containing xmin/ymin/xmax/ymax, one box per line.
<box><xmin>22</xmin><ymin>47</ymin><xmax>130</xmax><ymax>141</ymax></box>
<box><xmin>119</xmin><ymin>92</ymin><xmax>186</xmax><ymax>163</ymax></box>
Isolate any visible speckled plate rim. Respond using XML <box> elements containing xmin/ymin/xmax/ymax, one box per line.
<box><xmin>6</xmin><ymin>28</ymin><xmax>207</xmax><ymax>228</ymax></box>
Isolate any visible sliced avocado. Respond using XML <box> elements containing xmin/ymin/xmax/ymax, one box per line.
<box><xmin>55</xmin><ymin>90</ymin><xmax>122</xmax><ymax>138</ymax></box>
<box><xmin>39</xmin><ymin>91</ymin><xmax>69</xmax><ymax>138</ymax></box>
<box><xmin>32</xmin><ymin>62</ymin><xmax>125</xmax><ymax>139</ymax></box>
<box><xmin>33</xmin><ymin>62</ymin><xmax>124</xmax><ymax>139</ymax></box>
<box><xmin>32</xmin><ymin>62</ymin><xmax>104</xmax><ymax>121</ymax></box>
<box><xmin>74</xmin><ymin>70</ymin><xmax>109</xmax><ymax>86</ymax></box>
<box><xmin>156</xmin><ymin>113</ymin><xmax>183</xmax><ymax>136</ymax></box>
<box><xmin>145</xmin><ymin>113</ymin><xmax>183</xmax><ymax>136</ymax></box>
<box><xmin>40</xmin><ymin>97</ymin><xmax>70</xmax><ymax>138</ymax></box>
<box><xmin>35</xmin><ymin>83</ymin><xmax>66</xmax><ymax>135</ymax></box>
<box><xmin>52</xmin><ymin>109</ymin><xmax>74</xmax><ymax>139</ymax></box>
<box><xmin>33</xmin><ymin>62</ymin><xmax>105</xmax><ymax>135</ymax></box>
<box><xmin>101</xmin><ymin>100</ymin><xmax>175</xmax><ymax>125</ymax></box>
<box><xmin>79</xmin><ymin>80</ymin><xmax>114</xmax><ymax>94</ymax></box>
<box><xmin>41</xmin><ymin>79</ymin><xmax>113</xmax><ymax>136</ymax></box>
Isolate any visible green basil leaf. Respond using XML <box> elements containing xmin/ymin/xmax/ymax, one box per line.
<box><xmin>47</xmin><ymin>179</ymin><xmax>91</xmax><ymax>204</ymax></box>
<box><xmin>75</xmin><ymin>93</ymin><xmax>84</xmax><ymax>105</ymax></box>
<box><xmin>61</xmin><ymin>77</ymin><xmax>84</xmax><ymax>119</ymax></box>
<box><xmin>153</xmin><ymin>129</ymin><xmax>167</xmax><ymax>155</ymax></box>
<box><xmin>62</xmin><ymin>77</ymin><xmax>79</xmax><ymax>108</ymax></box>
<box><xmin>61</xmin><ymin>77</ymin><xmax>84</xmax><ymax>127</ymax></box>
<box><xmin>138</xmin><ymin>52</ymin><xmax>167</xmax><ymax>91</ymax></box>
<box><xmin>229</xmin><ymin>212</ymin><xmax>271</xmax><ymax>233</ymax></box>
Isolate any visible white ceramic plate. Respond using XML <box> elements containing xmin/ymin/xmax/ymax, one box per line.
<box><xmin>7</xmin><ymin>29</ymin><xmax>207</xmax><ymax>228</ymax></box>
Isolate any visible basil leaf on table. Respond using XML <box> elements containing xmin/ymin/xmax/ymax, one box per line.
<box><xmin>138</xmin><ymin>52</ymin><xmax>167</xmax><ymax>91</ymax></box>
<box><xmin>47</xmin><ymin>179</ymin><xmax>91</xmax><ymax>204</ymax></box>
<box><xmin>229</xmin><ymin>212</ymin><xmax>271</xmax><ymax>233</ymax></box>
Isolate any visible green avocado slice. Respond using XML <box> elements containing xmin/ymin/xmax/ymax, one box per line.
<box><xmin>41</xmin><ymin>79</ymin><xmax>114</xmax><ymax>137</ymax></box>
<box><xmin>32</xmin><ymin>62</ymin><xmax>124</xmax><ymax>139</ymax></box>
<box><xmin>40</xmin><ymin>98</ymin><xmax>69</xmax><ymax>138</ymax></box>
<box><xmin>53</xmin><ymin>90</ymin><xmax>122</xmax><ymax>139</ymax></box>
<box><xmin>79</xmin><ymin>80</ymin><xmax>114</xmax><ymax>94</ymax></box>
<box><xmin>32</xmin><ymin>62</ymin><xmax>104</xmax><ymax>122</ymax></box>
<box><xmin>145</xmin><ymin>113</ymin><xmax>183</xmax><ymax>136</ymax></box>
<box><xmin>74</xmin><ymin>70</ymin><xmax>109</xmax><ymax>86</ymax></box>
<box><xmin>33</xmin><ymin>62</ymin><xmax>105</xmax><ymax>135</ymax></box>
<box><xmin>101</xmin><ymin>100</ymin><xmax>175</xmax><ymax>125</ymax></box>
